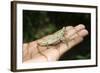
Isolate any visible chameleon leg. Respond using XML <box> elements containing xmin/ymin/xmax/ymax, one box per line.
<box><xmin>62</xmin><ymin>30</ymin><xmax>70</xmax><ymax>48</ymax></box>
<box><xmin>62</xmin><ymin>26</ymin><xmax>79</xmax><ymax>48</ymax></box>
<box><xmin>62</xmin><ymin>37</ymin><xmax>70</xmax><ymax>49</ymax></box>
<box><xmin>46</xmin><ymin>42</ymin><xmax>49</xmax><ymax>49</ymax></box>
<box><xmin>37</xmin><ymin>43</ymin><xmax>48</xmax><ymax>61</ymax></box>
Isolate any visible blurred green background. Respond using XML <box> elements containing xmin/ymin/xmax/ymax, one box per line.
<box><xmin>23</xmin><ymin>10</ymin><xmax>91</xmax><ymax>60</ymax></box>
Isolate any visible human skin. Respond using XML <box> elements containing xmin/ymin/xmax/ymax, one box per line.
<box><xmin>23</xmin><ymin>24</ymin><xmax>88</xmax><ymax>63</ymax></box>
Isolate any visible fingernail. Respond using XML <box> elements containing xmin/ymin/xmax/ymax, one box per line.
<box><xmin>75</xmin><ymin>24</ymin><xmax>85</xmax><ymax>31</ymax></box>
<box><xmin>79</xmin><ymin>30</ymin><xmax>88</xmax><ymax>37</ymax></box>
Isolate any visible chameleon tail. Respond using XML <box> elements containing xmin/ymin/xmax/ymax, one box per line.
<box><xmin>37</xmin><ymin>43</ymin><xmax>48</xmax><ymax>61</ymax></box>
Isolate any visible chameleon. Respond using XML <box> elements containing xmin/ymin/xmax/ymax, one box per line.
<box><xmin>37</xmin><ymin>27</ymin><xmax>70</xmax><ymax>47</ymax></box>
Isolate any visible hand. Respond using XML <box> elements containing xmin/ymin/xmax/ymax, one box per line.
<box><xmin>23</xmin><ymin>24</ymin><xmax>88</xmax><ymax>63</ymax></box>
